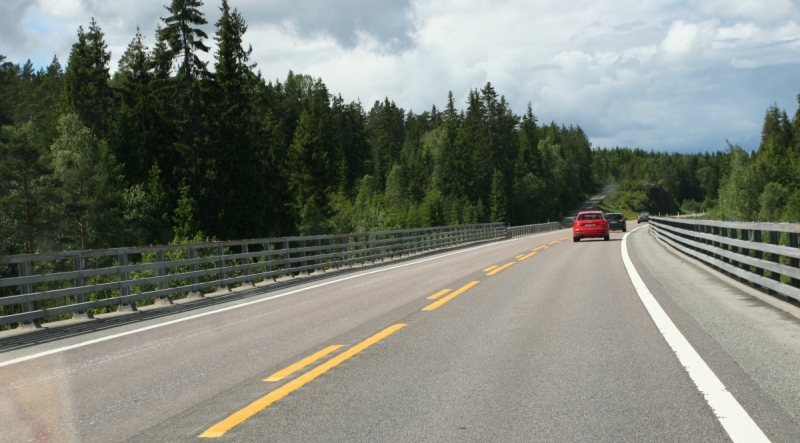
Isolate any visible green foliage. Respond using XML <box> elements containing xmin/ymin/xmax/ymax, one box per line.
<box><xmin>0</xmin><ymin>9</ymin><xmax>604</xmax><ymax>258</ymax></box>
<box><xmin>172</xmin><ymin>182</ymin><xmax>202</xmax><ymax>241</ymax></box>
<box><xmin>718</xmin><ymin>145</ymin><xmax>764</xmax><ymax>221</ymax></box>
<box><xmin>600</xmin><ymin>180</ymin><xmax>679</xmax><ymax>216</ymax></box>
<box><xmin>161</xmin><ymin>0</ymin><xmax>210</xmax><ymax>78</ymax></box>
<box><xmin>50</xmin><ymin>113</ymin><xmax>122</xmax><ymax>249</ymax></box>
<box><xmin>489</xmin><ymin>169</ymin><xmax>508</xmax><ymax>223</ymax></box>
<box><xmin>0</xmin><ymin>123</ymin><xmax>58</xmax><ymax>254</ymax></box>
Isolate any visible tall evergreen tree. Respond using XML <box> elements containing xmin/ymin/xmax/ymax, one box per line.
<box><xmin>0</xmin><ymin>123</ymin><xmax>58</xmax><ymax>254</ymax></box>
<box><xmin>61</xmin><ymin>19</ymin><xmax>111</xmax><ymax>139</ymax></box>
<box><xmin>160</xmin><ymin>0</ymin><xmax>210</xmax><ymax>79</ymax></box>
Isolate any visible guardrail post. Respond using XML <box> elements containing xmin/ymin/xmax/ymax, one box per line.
<box><xmin>790</xmin><ymin>233</ymin><xmax>799</xmax><ymax>290</ymax></box>
<box><xmin>284</xmin><ymin>240</ymin><xmax>293</xmax><ymax>277</ymax></box>
<box><xmin>213</xmin><ymin>244</ymin><xmax>231</xmax><ymax>294</ymax></box>
<box><xmin>240</xmin><ymin>244</ymin><xmax>255</xmax><ymax>287</ymax></box>
<box><xmin>264</xmin><ymin>242</ymin><xmax>276</xmax><ymax>281</ymax></box>
<box><xmin>186</xmin><ymin>247</ymin><xmax>204</xmax><ymax>298</ymax></box>
<box><xmin>154</xmin><ymin>250</ymin><xmax>172</xmax><ymax>305</ymax></box>
<box><xmin>72</xmin><ymin>257</ymin><xmax>93</xmax><ymax>319</ymax></box>
<box><xmin>753</xmin><ymin>230</ymin><xmax>765</xmax><ymax>277</ymax></box>
<box><xmin>768</xmin><ymin>231</ymin><xmax>781</xmax><ymax>283</ymax></box>
<box><xmin>117</xmin><ymin>252</ymin><xmax>136</xmax><ymax>312</ymax></box>
<box><xmin>16</xmin><ymin>261</ymin><xmax>41</xmax><ymax>330</ymax></box>
<box><xmin>316</xmin><ymin>239</ymin><xmax>324</xmax><ymax>271</ymax></box>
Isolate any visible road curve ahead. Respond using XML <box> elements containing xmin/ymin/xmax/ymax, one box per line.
<box><xmin>2</xmin><ymin>224</ymin><xmax>800</xmax><ymax>442</ymax></box>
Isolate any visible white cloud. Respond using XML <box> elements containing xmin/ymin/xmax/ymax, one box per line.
<box><xmin>3</xmin><ymin>0</ymin><xmax>800</xmax><ymax>152</ymax></box>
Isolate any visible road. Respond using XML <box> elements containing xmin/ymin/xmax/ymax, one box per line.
<box><xmin>2</xmin><ymin>223</ymin><xmax>800</xmax><ymax>442</ymax></box>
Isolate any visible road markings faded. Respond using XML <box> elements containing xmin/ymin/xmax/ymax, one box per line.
<box><xmin>264</xmin><ymin>345</ymin><xmax>343</xmax><ymax>382</ymax></box>
<box><xmin>422</xmin><ymin>281</ymin><xmax>480</xmax><ymax>311</ymax></box>
<box><xmin>486</xmin><ymin>262</ymin><xmax>515</xmax><ymax>276</ymax></box>
<box><xmin>427</xmin><ymin>289</ymin><xmax>452</xmax><ymax>300</ymax></box>
<box><xmin>518</xmin><ymin>251</ymin><xmax>537</xmax><ymax>261</ymax></box>
<box><xmin>200</xmin><ymin>324</ymin><xmax>406</xmax><ymax>438</ymax></box>
<box><xmin>483</xmin><ymin>265</ymin><xmax>498</xmax><ymax>272</ymax></box>
<box><xmin>621</xmin><ymin>228</ymin><xmax>770</xmax><ymax>443</ymax></box>
<box><xmin>532</xmin><ymin>245</ymin><xmax>548</xmax><ymax>251</ymax></box>
<box><xmin>548</xmin><ymin>240</ymin><xmax>560</xmax><ymax>245</ymax></box>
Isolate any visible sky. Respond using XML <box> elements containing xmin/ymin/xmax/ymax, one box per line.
<box><xmin>3</xmin><ymin>0</ymin><xmax>800</xmax><ymax>153</ymax></box>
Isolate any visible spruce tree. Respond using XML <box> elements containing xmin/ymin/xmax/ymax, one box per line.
<box><xmin>61</xmin><ymin>19</ymin><xmax>111</xmax><ymax>139</ymax></box>
<box><xmin>489</xmin><ymin>169</ymin><xmax>508</xmax><ymax>223</ymax></box>
<box><xmin>0</xmin><ymin>123</ymin><xmax>58</xmax><ymax>254</ymax></box>
<box><xmin>161</xmin><ymin>0</ymin><xmax>210</xmax><ymax>79</ymax></box>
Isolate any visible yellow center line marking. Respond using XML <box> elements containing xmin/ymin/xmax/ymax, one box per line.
<box><xmin>486</xmin><ymin>262</ymin><xmax>515</xmax><ymax>276</ymax></box>
<box><xmin>515</xmin><ymin>254</ymin><xmax>524</xmax><ymax>259</ymax></box>
<box><xmin>200</xmin><ymin>324</ymin><xmax>406</xmax><ymax>438</ymax></box>
<box><xmin>518</xmin><ymin>251</ymin><xmax>537</xmax><ymax>261</ymax></box>
<box><xmin>427</xmin><ymin>289</ymin><xmax>452</xmax><ymax>300</ymax></box>
<box><xmin>483</xmin><ymin>265</ymin><xmax>498</xmax><ymax>272</ymax></box>
<box><xmin>422</xmin><ymin>281</ymin><xmax>480</xmax><ymax>311</ymax></box>
<box><xmin>561</xmin><ymin>236</ymin><xmax>571</xmax><ymax>240</ymax></box>
<box><xmin>264</xmin><ymin>345</ymin><xmax>343</xmax><ymax>382</ymax></box>
<box><xmin>532</xmin><ymin>245</ymin><xmax>548</xmax><ymax>251</ymax></box>
<box><xmin>548</xmin><ymin>240</ymin><xmax>560</xmax><ymax>245</ymax></box>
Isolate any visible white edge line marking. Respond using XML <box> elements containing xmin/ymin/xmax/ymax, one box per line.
<box><xmin>622</xmin><ymin>227</ymin><xmax>770</xmax><ymax>443</ymax></box>
<box><xmin>0</xmin><ymin>229</ymin><xmax>565</xmax><ymax>368</ymax></box>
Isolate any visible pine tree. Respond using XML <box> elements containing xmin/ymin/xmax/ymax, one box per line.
<box><xmin>112</xmin><ymin>28</ymin><xmax>153</xmax><ymax>184</ymax></box>
<box><xmin>0</xmin><ymin>123</ymin><xmax>58</xmax><ymax>254</ymax></box>
<box><xmin>489</xmin><ymin>169</ymin><xmax>508</xmax><ymax>223</ymax></box>
<box><xmin>50</xmin><ymin>113</ymin><xmax>122</xmax><ymax>250</ymax></box>
<box><xmin>160</xmin><ymin>0</ymin><xmax>210</xmax><ymax>79</ymax></box>
<box><xmin>61</xmin><ymin>19</ymin><xmax>112</xmax><ymax>139</ymax></box>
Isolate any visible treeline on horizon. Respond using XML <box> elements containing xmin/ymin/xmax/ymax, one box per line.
<box><xmin>0</xmin><ymin>0</ymin><xmax>596</xmax><ymax>257</ymax></box>
<box><xmin>593</xmin><ymin>98</ymin><xmax>800</xmax><ymax>222</ymax></box>
<box><xmin>2</xmin><ymin>0</ymin><xmax>798</xmax><ymax>260</ymax></box>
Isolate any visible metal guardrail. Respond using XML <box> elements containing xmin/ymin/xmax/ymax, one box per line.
<box><xmin>0</xmin><ymin>221</ymin><xmax>561</xmax><ymax>327</ymax></box>
<box><xmin>650</xmin><ymin>217</ymin><xmax>800</xmax><ymax>302</ymax></box>
<box><xmin>507</xmin><ymin>222</ymin><xmax>561</xmax><ymax>238</ymax></box>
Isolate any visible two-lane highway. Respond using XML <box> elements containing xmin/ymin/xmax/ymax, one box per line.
<box><xmin>2</xmin><ymin>224</ymin><xmax>800</xmax><ymax>442</ymax></box>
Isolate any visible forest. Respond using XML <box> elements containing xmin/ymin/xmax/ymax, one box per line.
<box><xmin>1</xmin><ymin>0</ymin><xmax>799</xmax><ymax>260</ymax></box>
<box><xmin>0</xmin><ymin>0</ymin><xmax>597</xmax><ymax>257</ymax></box>
<box><xmin>593</xmin><ymin>101</ymin><xmax>800</xmax><ymax>222</ymax></box>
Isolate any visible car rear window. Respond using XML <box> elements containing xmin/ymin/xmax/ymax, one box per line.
<box><xmin>578</xmin><ymin>214</ymin><xmax>604</xmax><ymax>220</ymax></box>
<box><xmin>607</xmin><ymin>214</ymin><xmax>623</xmax><ymax>220</ymax></box>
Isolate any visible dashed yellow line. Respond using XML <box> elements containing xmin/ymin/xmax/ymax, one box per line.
<box><xmin>483</xmin><ymin>265</ymin><xmax>498</xmax><ymax>272</ymax></box>
<box><xmin>264</xmin><ymin>345</ymin><xmax>343</xmax><ymax>382</ymax></box>
<box><xmin>532</xmin><ymin>245</ymin><xmax>548</xmax><ymax>251</ymax></box>
<box><xmin>487</xmin><ymin>262</ymin><xmax>515</xmax><ymax>276</ymax></box>
<box><xmin>200</xmin><ymin>324</ymin><xmax>407</xmax><ymax>438</ymax></box>
<box><xmin>548</xmin><ymin>240</ymin><xmax>561</xmax><ymax>245</ymax></box>
<box><xmin>427</xmin><ymin>289</ymin><xmax>451</xmax><ymax>300</ymax></box>
<box><xmin>518</xmin><ymin>251</ymin><xmax>537</xmax><ymax>261</ymax></box>
<box><xmin>515</xmin><ymin>254</ymin><xmax>525</xmax><ymax>259</ymax></box>
<box><xmin>422</xmin><ymin>281</ymin><xmax>480</xmax><ymax>311</ymax></box>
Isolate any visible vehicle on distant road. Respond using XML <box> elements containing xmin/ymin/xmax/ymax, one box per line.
<box><xmin>637</xmin><ymin>212</ymin><xmax>650</xmax><ymax>223</ymax></box>
<box><xmin>605</xmin><ymin>212</ymin><xmax>626</xmax><ymax>232</ymax></box>
<box><xmin>573</xmin><ymin>211</ymin><xmax>610</xmax><ymax>242</ymax></box>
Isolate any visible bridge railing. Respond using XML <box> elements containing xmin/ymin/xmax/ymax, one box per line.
<box><xmin>507</xmin><ymin>222</ymin><xmax>561</xmax><ymax>238</ymax></box>
<box><xmin>650</xmin><ymin>217</ymin><xmax>800</xmax><ymax>303</ymax></box>
<box><xmin>0</xmin><ymin>224</ymin><xmax>511</xmax><ymax>327</ymax></box>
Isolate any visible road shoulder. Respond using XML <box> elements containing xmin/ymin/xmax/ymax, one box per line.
<box><xmin>627</xmin><ymin>226</ymin><xmax>800</xmax><ymax>442</ymax></box>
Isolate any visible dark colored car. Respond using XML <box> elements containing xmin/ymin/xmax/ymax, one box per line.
<box><xmin>637</xmin><ymin>212</ymin><xmax>650</xmax><ymax>224</ymax></box>
<box><xmin>573</xmin><ymin>211</ymin><xmax>610</xmax><ymax>242</ymax></box>
<box><xmin>605</xmin><ymin>212</ymin><xmax>626</xmax><ymax>232</ymax></box>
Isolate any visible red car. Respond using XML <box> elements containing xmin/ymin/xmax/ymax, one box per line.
<box><xmin>573</xmin><ymin>210</ymin><xmax>610</xmax><ymax>242</ymax></box>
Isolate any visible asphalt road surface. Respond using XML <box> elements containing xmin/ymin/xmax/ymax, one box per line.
<box><xmin>2</xmin><ymin>223</ymin><xmax>800</xmax><ymax>442</ymax></box>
